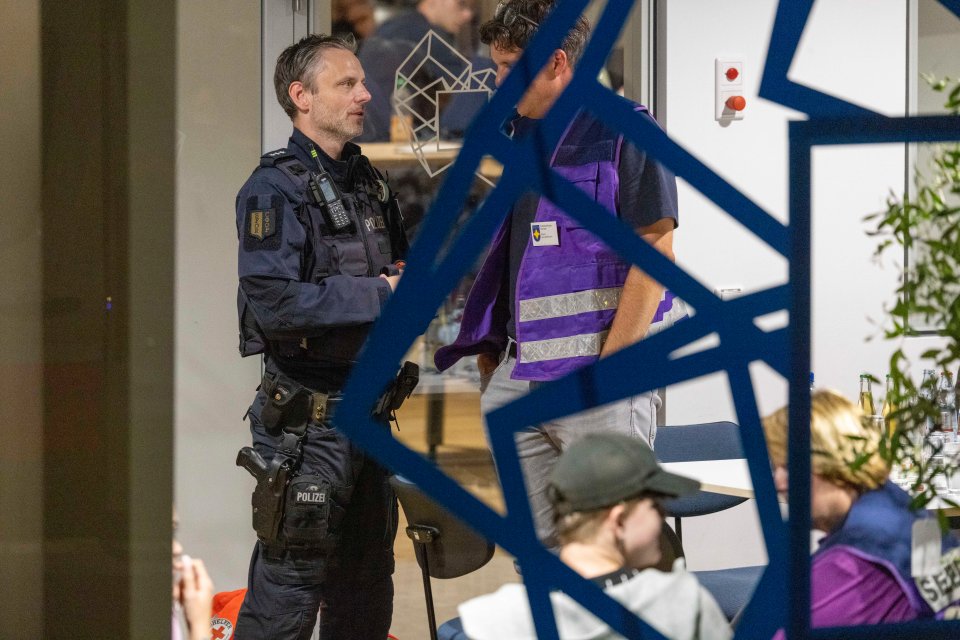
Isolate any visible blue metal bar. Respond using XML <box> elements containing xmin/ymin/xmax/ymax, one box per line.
<box><xmin>787</xmin><ymin>120</ymin><xmax>813</xmax><ymax>640</ymax></box>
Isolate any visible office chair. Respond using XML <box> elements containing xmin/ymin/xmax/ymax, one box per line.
<box><xmin>654</xmin><ymin>421</ymin><xmax>748</xmax><ymax>542</ymax></box>
<box><xmin>390</xmin><ymin>475</ymin><xmax>495</xmax><ymax>640</ymax></box>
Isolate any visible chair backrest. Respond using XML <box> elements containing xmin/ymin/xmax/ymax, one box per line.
<box><xmin>655</xmin><ymin>422</ymin><xmax>747</xmax><ymax>518</ymax></box>
<box><xmin>654</xmin><ymin>521</ymin><xmax>686</xmax><ymax>572</ymax></box>
<box><xmin>390</xmin><ymin>475</ymin><xmax>495</xmax><ymax>579</ymax></box>
<box><xmin>655</xmin><ymin>421</ymin><xmax>744</xmax><ymax>462</ymax></box>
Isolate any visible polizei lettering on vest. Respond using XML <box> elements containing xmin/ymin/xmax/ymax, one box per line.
<box><xmin>296</xmin><ymin>490</ymin><xmax>326</xmax><ymax>504</ymax></box>
<box><xmin>363</xmin><ymin>215</ymin><xmax>386</xmax><ymax>232</ymax></box>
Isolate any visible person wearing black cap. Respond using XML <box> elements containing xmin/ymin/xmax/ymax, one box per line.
<box><xmin>457</xmin><ymin>433</ymin><xmax>731</xmax><ymax>640</ymax></box>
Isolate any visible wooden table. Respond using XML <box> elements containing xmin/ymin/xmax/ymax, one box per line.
<box><xmin>661</xmin><ymin>458</ymin><xmax>960</xmax><ymax>516</ymax></box>
<box><xmin>661</xmin><ymin>459</ymin><xmax>756</xmax><ymax>499</ymax></box>
<box><xmin>361</xmin><ymin>141</ymin><xmax>502</xmax><ymax>178</ymax></box>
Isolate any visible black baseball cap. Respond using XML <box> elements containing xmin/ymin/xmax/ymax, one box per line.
<box><xmin>548</xmin><ymin>433</ymin><xmax>700</xmax><ymax>515</ymax></box>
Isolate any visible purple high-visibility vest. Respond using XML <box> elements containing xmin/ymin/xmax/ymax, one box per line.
<box><xmin>814</xmin><ymin>481</ymin><xmax>960</xmax><ymax>621</ymax></box>
<box><xmin>435</xmin><ymin>107</ymin><xmax>681</xmax><ymax>381</ymax></box>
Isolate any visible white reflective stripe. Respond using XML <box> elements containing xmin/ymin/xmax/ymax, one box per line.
<box><xmin>520</xmin><ymin>331</ymin><xmax>609</xmax><ymax>363</ymax></box>
<box><xmin>647</xmin><ymin>298</ymin><xmax>689</xmax><ymax>337</ymax></box>
<box><xmin>518</xmin><ymin>287</ymin><xmax>623</xmax><ymax>322</ymax></box>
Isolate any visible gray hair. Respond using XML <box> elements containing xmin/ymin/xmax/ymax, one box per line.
<box><xmin>274</xmin><ymin>33</ymin><xmax>357</xmax><ymax>119</ymax></box>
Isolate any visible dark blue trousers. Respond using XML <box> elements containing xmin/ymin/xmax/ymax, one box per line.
<box><xmin>236</xmin><ymin>390</ymin><xmax>398</xmax><ymax>640</ymax></box>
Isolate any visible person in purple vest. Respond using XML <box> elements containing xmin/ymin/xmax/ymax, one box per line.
<box><xmin>434</xmin><ymin>0</ymin><xmax>680</xmax><ymax>548</ymax></box>
<box><xmin>763</xmin><ymin>389</ymin><xmax>960</xmax><ymax>627</ymax></box>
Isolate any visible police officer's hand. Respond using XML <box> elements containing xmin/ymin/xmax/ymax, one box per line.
<box><xmin>379</xmin><ymin>273</ymin><xmax>401</xmax><ymax>291</ymax></box>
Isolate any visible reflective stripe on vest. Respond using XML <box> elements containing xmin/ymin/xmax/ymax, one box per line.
<box><xmin>518</xmin><ymin>287</ymin><xmax>623</xmax><ymax>322</ymax></box>
<box><xmin>520</xmin><ymin>331</ymin><xmax>609</xmax><ymax>363</ymax></box>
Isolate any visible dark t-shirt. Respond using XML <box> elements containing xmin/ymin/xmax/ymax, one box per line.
<box><xmin>375</xmin><ymin>9</ymin><xmax>447</xmax><ymax>44</ymax></box>
<box><xmin>505</xmin><ymin>113</ymin><xmax>679</xmax><ymax>339</ymax></box>
<box><xmin>360</xmin><ymin>10</ymin><xmax>463</xmax><ymax>143</ymax></box>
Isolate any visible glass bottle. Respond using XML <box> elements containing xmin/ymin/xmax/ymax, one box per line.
<box><xmin>920</xmin><ymin>369</ymin><xmax>937</xmax><ymax>436</ymax></box>
<box><xmin>940</xmin><ymin>370</ymin><xmax>957</xmax><ymax>439</ymax></box>
<box><xmin>881</xmin><ymin>374</ymin><xmax>896</xmax><ymax>437</ymax></box>
<box><xmin>955</xmin><ymin>365</ymin><xmax>960</xmax><ymax>435</ymax></box>
<box><xmin>859</xmin><ymin>374</ymin><xmax>876</xmax><ymax>416</ymax></box>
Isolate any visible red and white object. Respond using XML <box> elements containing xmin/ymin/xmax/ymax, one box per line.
<box><xmin>715</xmin><ymin>57</ymin><xmax>746</xmax><ymax>121</ymax></box>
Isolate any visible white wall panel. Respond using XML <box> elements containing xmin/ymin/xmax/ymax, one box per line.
<box><xmin>175</xmin><ymin>0</ymin><xmax>262</xmax><ymax>592</ymax></box>
<box><xmin>662</xmin><ymin>0</ymin><xmax>913</xmax><ymax>571</ymax></box>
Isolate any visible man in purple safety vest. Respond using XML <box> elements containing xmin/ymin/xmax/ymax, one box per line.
<box><xmin>435</xmin><ymin>0</ymin><xmax>680</xmax><ymax>548</ymax></box>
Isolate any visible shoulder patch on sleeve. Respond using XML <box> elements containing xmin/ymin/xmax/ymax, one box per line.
<box><xmin>243</xmin><ymin>195</ymin><xmax>285</xmax><ymax>252</ymax></box>
<box><xmin>260</xmin><ymin>148</ymin><xmax>294</xmax><ymax>168</ymax></box>
<box><xmin>248</xmin><ymin>208</ymin><xmax>276</xmax><ymax>240</ymax></box>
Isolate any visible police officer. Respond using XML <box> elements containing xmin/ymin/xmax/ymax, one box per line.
<box><xmin>234</xmin><ymin>34</ymin><xmax>405</xmax><ymax>640</ymax></box>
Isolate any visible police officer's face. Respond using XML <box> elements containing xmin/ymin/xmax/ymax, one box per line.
<box><xmin>306</xmin><ymin>48</ymin><xmax>372</xmax><ymax>142</ymax></box>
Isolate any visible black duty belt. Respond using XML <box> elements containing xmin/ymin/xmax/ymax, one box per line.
<box><xmin>307</xmin><ymin>390</ymin><xmax>340</xmax><ymax>423</ymax></box>
<box><xmin>261</xmin><ymin>370</ymin><xmax>342</xmax><ymax>430</ymax></box>
<box><xmin>270</xmin><ymin>331</ymin><xmax>364</xmax><ymax>365</ymax></box>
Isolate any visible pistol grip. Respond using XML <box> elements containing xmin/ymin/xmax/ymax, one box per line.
<box><xmin>237</xmin><ymin>446</ymin><xmax>267</xmax><ymax>480</ymax></box>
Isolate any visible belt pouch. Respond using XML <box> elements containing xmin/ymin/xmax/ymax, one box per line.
<box><xmin>261</xmin><ymin>377</ymin><xmax>310</xmax><ymax>431</ymax></box>
<box><xmin>283</xmin><ymin>474</ymin><xmax>334</xmax><ymax>549</ymax></box>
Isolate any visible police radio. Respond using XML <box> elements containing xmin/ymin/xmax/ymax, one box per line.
<box><xmin>308</xmin><ymin>144</ymin><xmax>352</xmax><ymax>232</ymax></box>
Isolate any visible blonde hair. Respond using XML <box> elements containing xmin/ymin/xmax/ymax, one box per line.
<box><xmin>762</xmin><ymin>389</ymin><xmax>889</xmax><ymax>491</ymax></box>
<box><xmin>555</xmin><ymin>497</ymin><xmax>655</xmax><ymax>545</ymax></box>
<box><xmin>556</xmin><ymin>509</ymin><xmax>608</xmax><ymax>546</ymax></box>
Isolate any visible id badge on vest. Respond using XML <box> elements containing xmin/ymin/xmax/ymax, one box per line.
<box><xmin>912</xmin><ymin>519</ymin><xmax>960</xmax><ymax>614</ymax></box>
<box><xmin>531</xmin><ymin>221</ymin><xmax>559</xmax><ymax>247</ymax></box>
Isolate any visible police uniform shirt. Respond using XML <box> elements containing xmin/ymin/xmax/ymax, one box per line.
<box><xmin>236</xmin><ymin>128</ymin><xmax>395</xmax><ymax>390</ymax></box>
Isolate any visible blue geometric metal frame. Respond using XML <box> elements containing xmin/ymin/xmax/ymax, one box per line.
<box><xmin>331</xmin><ymin>1</ymin><xmax>960</xmax><ymax>638</ymax></box>
<box><xmin>790</xmin><ymin>115</ymin><xmax>960</xmax><ymax>640</ymax></box>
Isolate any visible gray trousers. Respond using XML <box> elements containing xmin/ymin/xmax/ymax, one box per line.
<box><xmin>480</xmin><ymin>347</ymin><xmax>660</xmax><ymax>547</ymax></box>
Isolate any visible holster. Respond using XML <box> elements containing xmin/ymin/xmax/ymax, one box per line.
<box><xmin>237</xmin><ymin>371</ymin><xmax>336</xmax><ymax>546</ymax></box>
<box><xmin>372</xmin><ymin>361</ymin><xmax>420</xmax><ymax>422</ymax></box>
<box><xmin>239</xmin><ymin>365</ymin><xmax>414</xmax><ymax>549</ymax></box>
<box><xmin>237</xmin><ymin>446</ymin><xmax>291</xmax><ymax>543</ymax></box>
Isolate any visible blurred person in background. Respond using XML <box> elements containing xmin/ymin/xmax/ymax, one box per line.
<box><xmin>332</xmin><ymin>0</ymin><xmax>377</xmax><ymax>43</ymax></box>
<box><xmin>375</xmin><ymin>0</ymin><xmax>474</xmax><ymax>49</ymax></box>
<box><xmin>358</xmin><ymin>0</ymin><xmax>476</xmax><ymax>142</ymax></box>
<box><xmin>173</xmin><ymin>512</ymin><xmax>216</xmax><ymax>640</ymax></box>
<box><xmin>764</xmin><ymin>389</ymin><xmax>960</xmax><ymax>625</ymax></box>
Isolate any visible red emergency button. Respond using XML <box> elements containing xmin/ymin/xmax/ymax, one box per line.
<box><xmin>725</xmin><ymin>67</ymin><xmax>739</xmax><ymax>81</ymax></box>
<box><xmin>725</xmin><ymin>95</ymin><xmax>746</xmax><ymax>111</ymax></box>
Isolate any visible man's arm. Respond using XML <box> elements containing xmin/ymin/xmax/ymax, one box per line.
<box><xmin>600</xmin><ymin>217</ymin><xmax>674</xmax><ymax>357</ymax></box>
<box><xmin>237</xmin><ymin>177</ymin><xmax>393</xmax><ymax>340</ymax></box>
